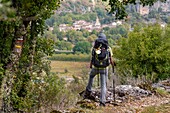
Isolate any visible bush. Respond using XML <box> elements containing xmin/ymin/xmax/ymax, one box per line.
<box><xmin>73</xmin><ymin>41</ymin><xmax>92</xmax><ymax>54</ymax></box>
<box><xmin>22</xmin><ymin>73</ymin><xmax>83</xmax><ymax>112</ymax></box>
<box><xmin>114</xmin><ymin>24</ymin><xmax>170</xmax><ymax>82</ymax></box>
<box><xmin>48</xmin><ymin>54</ymin><xmax>91</xmax><ymax>62</ymax></box>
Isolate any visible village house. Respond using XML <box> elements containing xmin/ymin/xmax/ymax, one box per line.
<box><xmin>73</xmin><ymin>20</ymin><xmax>92</xmax><ymax>31</ymax></box>
<box><xmin>58</xmin><ymin>16</ymin><xmax>124</xmax><ymax>32</ymax></box>
<box><xmin>81</xmin><ymin>23</ymin><xmax>93</xmax><ymax>32</ymax></box>
<box><xmin>59</xmin><ymin>24</ymin><xmax>73</xmax><ymax>32</ymax></box>
<box><xmin>48</xmin><ymin>27</ymin><xmax>54</xmax><ymax>31</ymax></box>
<box><xmin>102</xmin><ymin>21</ymin><xmax>122</xmax><ymax>29</ymax></box>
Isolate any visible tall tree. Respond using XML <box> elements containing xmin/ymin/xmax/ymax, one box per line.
<box><xmin>0</xmin><ymin>0</ymin><xmax>60</xmax><ymax>112</ymax></box>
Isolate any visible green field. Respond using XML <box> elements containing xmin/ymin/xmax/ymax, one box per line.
<box><xmin>50</xmin><ymin>61</ymin><xmax>90</xmax><ymax>77</ymax></box>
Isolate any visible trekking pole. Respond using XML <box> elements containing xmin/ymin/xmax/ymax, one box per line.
<box><xmin>113</xmin><ymin>75</ymin><xmax>116</xmax><ymax>103</ymax></box>
<box><xmin>97</xmin><ymin>74</ymin><xmax>100</xmax><ymax>87</ymax></box>
<box><xmin>112</xmin><ymin>65</ymin><xmax>116</xmax><ymax>104</ymax></box>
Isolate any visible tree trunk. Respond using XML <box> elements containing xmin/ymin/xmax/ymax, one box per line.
<box><xmin>1</xmin><ymin>24</ymin><xmax>27</xmax><ymax>112</ymax></box>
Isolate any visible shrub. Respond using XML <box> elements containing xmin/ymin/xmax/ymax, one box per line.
<box><xmin>114</xmin><ymin>24</ymin><xmax>170</xmax><ymax>82</ymax></box>
<box><xmin>48</xmin><ymin>54</ymin><xmax>91</xmax><ymax>62</ymax></box>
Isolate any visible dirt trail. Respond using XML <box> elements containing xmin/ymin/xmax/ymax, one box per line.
<box><xmin>102</xmin><ymin>95</ymin><xmax>170</xmax><ymax>113</ymax></box>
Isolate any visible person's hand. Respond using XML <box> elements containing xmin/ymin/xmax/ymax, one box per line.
<box><xmin>114</xmin><ymin>62</ymin><xmax>116</xmax><ymax>66</ymax></box>
<box><xmin>90</xmin><ymin>65</ymin><xmax>92</xmax><ymax>69</ymax></box>
<box><xmin>90</xmin><ymin>62</ymin><xmax>92</xmax><ymax>69</ymax></box>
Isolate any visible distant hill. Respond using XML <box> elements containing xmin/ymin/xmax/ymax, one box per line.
<box><xmin>57</xmin><ymin>0</ymin><xmax>105</xmax><ymax>14</ymax></box>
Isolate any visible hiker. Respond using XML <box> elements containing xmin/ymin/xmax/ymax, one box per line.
<box><xmin>85</xmin><ymin>32</ymin><xmax>115</xmax><ymax>106</ymax></box>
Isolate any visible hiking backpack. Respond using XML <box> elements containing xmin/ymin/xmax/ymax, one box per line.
<box><xmin>92</xmin><ymin>38</ymin><xmax>110</xmax><ymax>68</ymax></box>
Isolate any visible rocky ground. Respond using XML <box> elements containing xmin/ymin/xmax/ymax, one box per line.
<box><xmin>51</xmin><ymin>79</ymin><xmax>170</xmax><ymax>113</ymax></box>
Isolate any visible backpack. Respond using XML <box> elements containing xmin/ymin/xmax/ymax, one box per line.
<box><xmin>92</xmin><ymin>38</ymin><xmax>110</xmax><ymax>68</ymax></box>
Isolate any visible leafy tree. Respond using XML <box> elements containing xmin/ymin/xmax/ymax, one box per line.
<box><xmin>44</xmin><ymin>31</ymin><xmax>57</xmax><ymax>42</ymax></box>
<box><xmin>63</xmin><ymin>15</ymin><xmax>73</xmax><ymax>25</ymax></box>
<box><xmin>0</xmin><ymin>0</ymin><xmax>60</xmax><ymax>112</ymax></box>
<box><xmin>81</xmin><ymin>29</ymin><xmax>90</xmax><ymax>38</ymax></box>
<box><xmin>114</xmin><ymin>24</ymin><xmax>170</xmax><ymax>82</ymax></box>
<box><xmin>55</xmin><ymin>41</ymin><xmax>73</xmax><ymax>50</ymax></box>
<box><xmin>105</xmin><ymin>25</ymin><xmax>128</xmax><ymax>39</ymax></box>
<box><xmin>95</xmin><ymin>7</ymin><xmax>106</xmax><ymax>18</ymax></box>
<box><xmin>117</xmin><ymin>25</ymin><xmax>128</xmax><ymax>37</ymax></box>
<box><xmin>108</xmin><ymin>38</ymin><xmax>116</xmax><ymax>46</ymax></box>
<box><xmin>45</xmin><ymin>15</ymin><xmax>55</xmax><ymax>27</ymax></box>
<box><xmin>91</xmin><ymin>29</ymin><xmax>98</xmax><ymax>35</ymax></box>
<box><xmin>87</xmin><ymin>34</ymin><xmax>97</xmax><ymax>43</ymax></box>
<box><xmin>73</xmin><ymin>41</ymin><xmax>92</xmax><ymax>54</ymax></box>
<box><xmin>148</xmin><ymin>9</ymin><xmax>158</xmax><ymax>18</ymax></box>
<box><xmin>102</xmin><ymin>0</ymin><xmax>167</xmax><ymax>19</ymax></box>
<box><xmin>0</xmin><ymin>1</ymin><xmax>15</xmax><ymax>19</ymax></box>
<box><xmin>66</xmin><ymin>30</ymin><xmax>85</xmax><ymax>44</ymax></box>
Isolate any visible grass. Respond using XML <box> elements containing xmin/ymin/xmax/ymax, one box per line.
<box><xmin>141</xmin><ymin>103</ymin><xmax>170</xmax><ymax>113</ymax></box>
<box><xmin>50</xmin><ymin>61</ymin><xmax>89</xmax><ymax>77</ymax></box>
<box><xmin>50</xmin><ymin>61</ymin><xmax>170</xmax><ymax>113</ymax></box>
<box><xmin>49</xmin><ymin>54</ymin><xmax>90</xmax><ymax>62</ymax></box>
<box><xmin>156</xmin><ymin>88</ymin><xmax>170</xmax><ymax>97</ymax></box>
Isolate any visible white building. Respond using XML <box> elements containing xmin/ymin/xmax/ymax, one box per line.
<box><xmin>94</xmin><ymin>16</ymin><xmax>101</xmax><ymax>27</ymax></box>
<box><xmin>59</xmin><ymin>24</ymin><xmax>72</xmax><ymax>32</ymax></box>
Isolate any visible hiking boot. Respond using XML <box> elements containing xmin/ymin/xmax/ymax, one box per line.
<box><xmin>84</xmin><ymin>90</ymin><xmax>91</xmax><ymax>97</ymax></box>
<box><xmin>99</xmin><ymin>102</ymin><xmax>106</xmax><ymax>107</ymax></box>
<box><xmin>83</xmin><ymin>90</ymin><xmax>96</xmax><ymax>101</ymax></box>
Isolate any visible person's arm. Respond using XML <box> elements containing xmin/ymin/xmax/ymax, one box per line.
<box><xmin>110</xmin><ymin>57</ymin><xmax>115</xmax><ymax>73</ymax></box>
<box><xmin>108</xmin><ymin>46</ymin><xmax>116</xmax><ymax>72</ymax></box>
<box><xmin>90</xmin><ymin>60</ymin><xmax>92</xmax><ymax>68</ymax></box>
<box><xmin>90</xmin><ymin>48</ymin><xmax>94</xmax><ymax>68</ymax></box>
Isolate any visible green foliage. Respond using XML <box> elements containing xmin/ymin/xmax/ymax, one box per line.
<box><xmin>0</xmin><ymin>0</ymin><xmax>16</xmax><ymax>19</ymax></box>
<box><xmin>141</xmin><ymin>106</ymin><xmax>156</xmax><ymax>113</ymax></box>
<box><xmin>114</xmin><ymin>24</ymin><xmax>170</xmax><ymax>81</ymax></box>
<box><xmin>55</xmin><ymin>41</ymin><xmax>73</xmax><ymax>51</ymax></box>
<box><xmin>46</xmin><ymin>12</ymin><xmax>97</xmax><ymax>27</ymax></box>
<box><xmin>11</xmin><ymin>72</ymin><xmax>80</xmax><ymax>112</ymax></box>
<box><xmin>102</xmin><ymin>0</ymin><xmax>167</xmax><ymax>19</ymax></box>
<box><xmin>66</xmin><ymin>30</ymin><xmax>85</xmax><ymax>44</ymax></box>
<box><xmin>49</xmin><ymin>54</ymin><xmax>91</xmax><ymax>62</ymax></box>
<box><xmin>105</xmin><ymin>25</ymin><xmax>128</xmax><ymax>39</ymax></box>
<box><xmin>155</xmin><ymin>88</ymin><xmax>169</xmax><ymax>97</ymax></box>
<box><xmin>0</xmin><ymin>64</ymin><xmax>4</xmax><ymax>86</ymax></box>
<box><xmin>0</xmin><ymin>21</ymin><xmax>16</xmax><ymax>68</ymax></box>
<box><xmin>44</xmin><ymin>30</ymin><xmax>57</xmax><ymax>41</ymax></box>
<box><xmin>10</xmin><ymin>36</ymin><xmax>56</xmax><ymax>111</ymax></box>
<box><xmin>73</xmin><ymin>41</ymin><xmax>92</xmax><ymax>54</ymax></box>
<box><xmin>36</xmin><ymin>37</ymin><xmax>55</xmax><ymax>56</ymax></box>
<box><xmin>95</xmin><ymin>7</ymin><xmax>106</xmax><ymax>18</ymax></box>
<box><xmin>87</xmin><ymin>34</ymin><xmax>97</xmax><ymax>43</ymax></box>
<box><xmin>0</xmin><ymin>0</ymin><xmax>61</xmax><ymax>112</ymax></box>
<box><xmin>148</xmin><ymin>9</ymin><xmax>158</xmax><ymax>18</ymax></box>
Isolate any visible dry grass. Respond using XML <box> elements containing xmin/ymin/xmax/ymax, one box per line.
<box><xmin>50</xmin><ymin>61</ymin><xmax>89</xmax><ymax>77</ymax></box>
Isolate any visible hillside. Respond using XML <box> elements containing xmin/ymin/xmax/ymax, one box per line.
<box><xmin>57</xmin><ymin>0</ymin><xmax>105</xmax><ymax>14</ymax></box>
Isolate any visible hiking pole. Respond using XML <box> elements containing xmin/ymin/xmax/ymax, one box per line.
<box><xmin>113</xmin><ymin>75</ymin><xmax>116</xmax><ymax>103</ymax></box>
<box><xmin>97</xmin><ymin>74</ymin><xmax>100</xmax><ymax>87</ymax></box>
<box><xmin>112</xmin><ymin>65</ymin><xmax>117</xmax><ymax>105</ymax></box>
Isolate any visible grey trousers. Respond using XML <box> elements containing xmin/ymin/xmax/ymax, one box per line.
<box><xmin>86</xmin><ymin>67</ymin><xmax>108</xmax><ymax>103</ymax></box>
